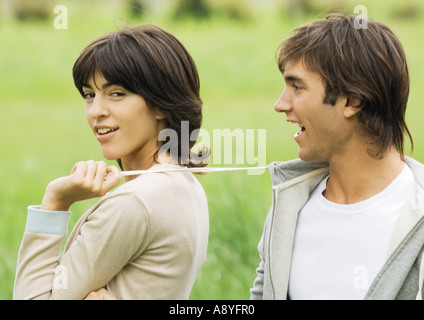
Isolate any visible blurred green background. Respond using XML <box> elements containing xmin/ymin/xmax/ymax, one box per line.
<box><xmin>0</xmin><ymin>0</ymin><xmax>423</xmax><ymax>299</ymax></box>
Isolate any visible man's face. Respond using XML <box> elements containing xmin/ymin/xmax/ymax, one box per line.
<box><xmin>274</xmin><ymin>59</ymin><xmax>356</xmax><ymax>163</ymax></box>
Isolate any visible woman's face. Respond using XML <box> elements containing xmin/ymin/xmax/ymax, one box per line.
<box><xmin>83</xmin><ymin>71</ymin><xmax>166</xmax><ymax>170</ymax></box>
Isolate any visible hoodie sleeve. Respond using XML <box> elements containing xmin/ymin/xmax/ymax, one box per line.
<box><xmin>417</xmin><ymin>254</ymin><xmax>424</xmax><ymax>300</ymax></box>
<box><xmin>250</xmin><ymin>235</ymin><xmax>265</xmax><ymax>300</ymax></box>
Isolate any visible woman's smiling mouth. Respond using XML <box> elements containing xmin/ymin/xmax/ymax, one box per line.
<box><xmin>97</xmin><ymin>127</ymin><xmax>119</xmax><ymax>135</ymax></box>
<box><xmin>95</xmin><ymin>127</ymin><xmax>119</xmax><ymax>142</ymax></box>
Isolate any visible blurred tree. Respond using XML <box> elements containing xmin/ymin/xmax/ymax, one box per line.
<box><xmin>284</xmin><ymin>0</ymin><xmax>316</xmax><ymax>17</ymax></box>
<box><xmin>209</xmin><ymin>0</ymin><xmax>252</xmax><ymax>22</ymax></box>
<box><xmin>127</xmin><ymin>0</ymin><xmax>146</xmax><ymax>18</ymax></box>
<box><xmin>172</xmin><ymin>0</ymin><xmax>212</xmax><ymax>20</ymax></box>
<box><xmin>14</xmin><ymin>0</ymin><xmax>53</xmax><ymax>21</ymax></box>
<box><xmin>390</xmin><ymin>0</ymin><xmax>422</xmax><ymax>20</ymax></box>
<box><xmin>281</xmin><ymin>0</ymin><xmax>351</xmax><ymax>18</ymax></box>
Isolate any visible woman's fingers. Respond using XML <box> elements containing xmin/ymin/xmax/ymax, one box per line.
<box><xmin>68</xmin><ymin>160</ymin><xmax>121</xmax><ymax>197</ymax></box>
<box><xmin>84</xmin><ymin>160</ymin><xmax>98</xmax><ymax>183</ymax></box>
<box><xmin>71</xmin><ymin>160</ymin><xmax>120</xmax><ymax>192</ymax></box>
<box><xmin>84</xmin><ymin>288</ymin><xmax>117</xmax><ymax>300</ymax></box>
<box><xmin>71</xmin><ymin>161</ymin><xmax>87</xmax><ymax>177</ymax></box>
<box><xmin>79</xmin><ymin>161</ymin><xmax>121</xmax><ymax>196</ymax></box>
<box><xmin>101</xmin><ymin>165</ymin><xmax>122</xmax><ymax>194</ymax></box>
<box><xmin>91</xmin><ymin>161</ymin><xmax>107</xmax><ymax>193</ymax></box>
<box><xmin>89</xmin><ymin>161</ymin><xmax>122</xmax><ymax>195</ymax></box>
<box><xmin>80</xmin><ymin>161</ymin><xmax>121</xmax><ymax>195</ymax></box>
<box><xmin>41</xmin><ymin>161</ymin><xmax>122</xmax><ymax>211</ymax></box>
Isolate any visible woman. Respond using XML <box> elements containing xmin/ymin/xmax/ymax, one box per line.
<box><xmin>14</xmin><ymin>24</ymin><xmax>209</xmax><ymax>300</ymax></box>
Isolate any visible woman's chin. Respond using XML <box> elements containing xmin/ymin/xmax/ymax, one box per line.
<box><xmin>101</xmin><ymin>151</ymin><xmax>121</xmax><ymax>161</ymax></box>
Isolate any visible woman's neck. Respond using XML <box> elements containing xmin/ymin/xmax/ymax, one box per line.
<box><xmin>120</xmin><ymin>151</ymin><xmax>179</xmax><ymax>182</ymax></box>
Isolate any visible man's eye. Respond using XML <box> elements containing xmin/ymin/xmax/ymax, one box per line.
<box><xmin>293</xmin><ymin>84</ymin><xmax>301</xmax><ymax>91</ymax></box>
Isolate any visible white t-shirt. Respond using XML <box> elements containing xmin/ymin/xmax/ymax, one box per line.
<box><xmin>289</xmin><ymin>164</ymin><xmax>415</xmax><ymax>300</ymax></box>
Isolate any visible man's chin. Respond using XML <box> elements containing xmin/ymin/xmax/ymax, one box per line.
<box><xmin>297</xmin><ymin>150</ymin><xmax>324</xmax><ymax>162</ymax></box>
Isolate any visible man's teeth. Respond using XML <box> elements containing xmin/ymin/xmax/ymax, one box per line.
<box><xmin>289</xmin><ymin>121</ymin><xmax>304</xmax><ymax>128</ymax></box>
<box><xmin>97</xmin><ymin>128</ymin><xmax>117</xmax><ymax>134</ymax></box>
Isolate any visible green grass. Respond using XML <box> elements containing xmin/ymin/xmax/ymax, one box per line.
<box><xmin>1</xmin><ymin>0</ymin><xmax>424</xmax><ymax>299</ymax></box>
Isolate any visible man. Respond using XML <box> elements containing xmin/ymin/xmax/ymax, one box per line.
<box><xmin>250</xmin><ymin>13</ymin><xmax>424</xmax><ymax>300</ymax></box>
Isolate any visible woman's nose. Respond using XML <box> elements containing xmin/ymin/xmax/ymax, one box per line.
<box><xmin>87</xmin><ymin>95</ymin><xmax>109</xmax><ymax>119</ymax></box>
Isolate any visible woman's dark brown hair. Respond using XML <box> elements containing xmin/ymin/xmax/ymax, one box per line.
<box><xmin>277</xmin><ymin>13</ymin><xmax>413</xmax><ymax>158</ymax></box>
<box><xmin>73</xmin><ymin>24</ymin><xmax>209</xmax><ymax>168</ymax></box>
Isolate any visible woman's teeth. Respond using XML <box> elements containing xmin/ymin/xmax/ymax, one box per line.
<box><xmin>97</xmin><ymin>128</ymin><xmax>118</xmax><ymax>135</ymax></box>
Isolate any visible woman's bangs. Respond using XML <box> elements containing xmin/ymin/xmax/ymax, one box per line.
<box><xmin>94</xmin><ymin>42</ymin><xmax>135</xmax><ymax>91</ymax></box>
<box><xmin>73</xmin><ymin>37</ymin><xmax>135</xmax><ymax>95</ymax></box>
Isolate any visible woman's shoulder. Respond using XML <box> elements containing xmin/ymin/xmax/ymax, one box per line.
<box><xmin>87</xmin><ymin>163</ymin><xmax>207</xmax><ymax>237</ymax></box>
<box><xmin>111</xmin><ymin>164</ymin><xmax>206</xmax><ymax>204</ymax></box>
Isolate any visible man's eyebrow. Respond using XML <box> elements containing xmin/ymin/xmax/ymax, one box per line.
<box><xmin>284</xmin><ymin>75</ymin><xmax>307</xmax><ymax>85</ymax></box>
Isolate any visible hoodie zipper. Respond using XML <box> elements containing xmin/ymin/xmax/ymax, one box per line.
<box><xmin>268</xmin><ymin>167</ymin><xmax>329</xmax><ymax>299</ymax></box>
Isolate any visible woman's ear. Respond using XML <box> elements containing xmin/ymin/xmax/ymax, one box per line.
<box><xmin>344</xmin><ymin>97</ymin><xmax>363</xmax><ymax>119</ymax></box>
<box><xmin>154</xmin><ymin>109</ymin><xmax>166</xmax><ymax>121</ymax></box>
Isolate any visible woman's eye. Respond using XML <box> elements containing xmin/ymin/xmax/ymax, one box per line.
<box><xmin>111</xmin><ymin>92</ymin><xmax>125</xmax><ymax>98</ymax></box>
<box><xmin>83</xmin><ymin>92</ymin><xmax>95</xmax><ymax>100</ymax></box>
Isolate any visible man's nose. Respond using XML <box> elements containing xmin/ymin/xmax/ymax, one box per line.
<box><xmin>274</xmin><ymin>89</ymin><xmax>292</xmax><ymax>113</ymax></box>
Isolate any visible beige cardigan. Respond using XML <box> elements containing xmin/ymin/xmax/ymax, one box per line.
<box><xmin>14</xmin><ymin>164</ymin><xmax>209</xmax><ymax>300</ymax></box>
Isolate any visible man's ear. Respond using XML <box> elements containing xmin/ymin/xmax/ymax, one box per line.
<box><xmin>344</xmin><ymin>97</ymin><xmax>363</xmax><ymax>119</ymax></box>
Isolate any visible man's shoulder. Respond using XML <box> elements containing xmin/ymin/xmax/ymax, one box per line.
<box><xmin>268</xmin><ymin>158</ymin><xmax>328</xmax><ymax>186</ymax></box>
<box><xmin>405</xmin><ymin>156</ymin><xmax>424</xmax><ymax>188</ymax></box>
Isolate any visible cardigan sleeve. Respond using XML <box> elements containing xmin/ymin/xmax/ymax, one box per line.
<box><xmin>14</xmin><ymin>193</ymin><xmax>150</xmax><ymax>300</ymax></box>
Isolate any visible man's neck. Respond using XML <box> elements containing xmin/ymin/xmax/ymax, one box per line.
<box><xmin>323</xmin><ymin>147</ymin><xmax>405</xmax><ymax>204</ymax></box>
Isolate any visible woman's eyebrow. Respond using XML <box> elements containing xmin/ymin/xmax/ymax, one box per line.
<box><xmin>82</xmin><ymin>82</ymin><xmax>117</xmax><ymax>90</ymax></box>
<box><xmin>101</xmin><ymin>82</ymin><xmax>117</xmax><ymax>90</ymax></box>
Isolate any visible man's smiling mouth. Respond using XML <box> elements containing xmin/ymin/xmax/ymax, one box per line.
<box><xmin>287</xmin><ymin>120</ymin><xmax>306</xmax><ymax>138</ymax></box>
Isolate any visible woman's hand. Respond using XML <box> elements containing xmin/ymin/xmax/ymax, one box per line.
<box><xmin>84</xmin><ymin>288</ymin><xmax>117</xmax><ymax>300</ymax></box>
<box><xmin>41</xmin><ymin>160</ymin><xmax>122</xmax><ymax>211</ymax></box>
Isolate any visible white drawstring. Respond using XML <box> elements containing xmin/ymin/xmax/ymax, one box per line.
<box><xmin>120</xmin><ymin>165</ymin><xmax>270</xmax><ymax>177</ymax></box>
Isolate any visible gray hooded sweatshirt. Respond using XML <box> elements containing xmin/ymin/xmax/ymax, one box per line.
<box><xmin>250</xmin><ymin>157</ymin><xmax>424</xmax><ymax>300</ymax></box>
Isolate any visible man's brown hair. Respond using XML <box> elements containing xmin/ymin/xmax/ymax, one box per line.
<box><xmin>277</xmin><ymin>13</ymin><xmax>413</xmax><ymax>158</ymax></box>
